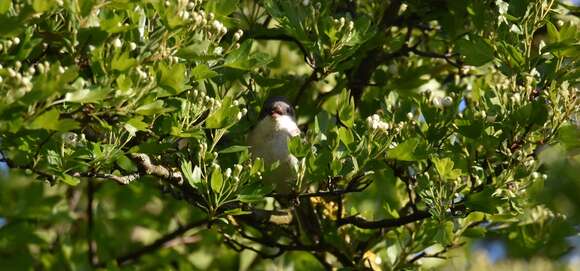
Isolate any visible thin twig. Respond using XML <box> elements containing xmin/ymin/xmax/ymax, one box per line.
<box><xmin>87</xmin><ymin>179</ymin><xmax>97</xmax><ymax>266</ymax></box>
<box><xmin>95</xmin><ymin>218</ymin><xmax>208</xmax><ymax>267</ymax></box>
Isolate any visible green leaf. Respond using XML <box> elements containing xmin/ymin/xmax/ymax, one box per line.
<box><xmin>457</xmin><ymin>36</ymin><xmax>494</xmax><ymax>66</ymax></box>
<box><xmin>191</xmin><ymin>64</ymin><xmax>218</xmax><ymax>80</ymax></box>
<box><xmin>28</xmin><ymin>109</ymin><xmax>78</xmax><ymax>131</ymax></box>
<box><xmin>455</xmin><ymin>119</ymin><xmax>484</xmax><ymax>139</ymax></box>
<box><xmin>288</xmin><ymin>136</ymin><xmax>309</xmax><ymax>158</ymax></box>
<box><xmin>205</xmin><ymin>98</ymin><xmax>239</xmax><ymax>128</ymax></box>
<box><xmin>60</xmin><ymin>174</ymin><xmax>80</xmax><ymax>186</ymax></box>
<box><xmin>210</xmin><ymin>168</ymin><xmax>224</xmax><ymax>192</ymax></box>
<box><xmin>433</xmin><ymin>221</ymin><xmax>454</xmax><ymax>244</ymax></box>
<box><xmin>338</xmin><ymin>90</ymin><xmax>355</xmax><ymax>128</ymax></box>
<box><xmin>546</xmin><ymin>21</ymin><xmax>560</xmax><ymax>43</ymax></box>
<box><xmin>64</xmin><ymin>87</ymin><xmax>110</xmax><ymax>103</ymax></box>
<box><xmin>158</xmin><ymin>62</ymin><xmax>187</xmax><ymax>94</ymax></box>
<box><xmin>0</xmin><ymin>0</ymin><xmax>12</xmax><ymax>14</ymax></box>
<box><xmin>111</xmin><ymin>51</ymin><xmax>137</xmax><ymax>72</ymax></box>
<box><xmin>432</xmin><ymin>157</ymin><xmax>462</xmax><ymax>180</ymax></box>
<box><xmin>386</xmin><ymin>137</ymin><xmax>427</xmax><ymax>161</ymax></box>
<box><xmin>57</xmin><ymin>119</ymin><xmax>80</xmax><ymax>131</ymax></box>
<box><xmin>465</xmin><ymin>187</ymin><xmax>504</xmax><ymax>213</ymax></box>
<box><xmin>205</xmin><ymin>0</ymin><xmax>239</xmax><ymax>17</ymax></box>
<box><xmin>512</xmin><ymin>100</ymin><xmax>548</xmax><ymax>126</ymax></box>
<box><xmin>123</xmin><ymin>116</ymin><xmax>149</xmax><ymax>136</ymax></box>
<box><xmin>223</xmin><ymin>208</ymin><xmax>251</xmax><ymax>216</ymax></box>
<box><xmin>224</xmin><ymin>40</ymin><xmax>272</xmax><ymax>70</ymax></box>
<box><xmin>32</xmin><ymin>0</ymin><xmax>55</xmax><ymax>12</ymax></box>
<box><xmin>181</xmin><ymin>160</ymin><xmax>202</xmax><ymax>189</ymax></box>
<box><xmin>29</xmin><ymin>109</ymin><xmax>59</xmax><ymax>130</ymax></box>
<box><xmin>116</xmin><ymin>155</ymin><xmax>137</xmax><ymax>172</ymax></box>
<box><xmin>135</xmin><ymin>100</ymin><xmax>167</xmax><ymax>115</ymax></box>
<box><xmin>337</xmin><ymin>127</ymin><xmax>354</xmax><ymax>147</ymax></box>
<box><xmin>219</xmin><ymin>145</ymin><xmax>248</xmax><ymax>154</ymax></box>
<box><xmin>176</xmin><ymin>39</ymin><xmax>212</xmax><ymax>60</ymax></box>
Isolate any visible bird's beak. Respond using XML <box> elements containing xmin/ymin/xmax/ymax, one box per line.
<box><xmin>269</xmin><ymin>105</ymin><xmax>284</xmax><ymax>117</ymax></box>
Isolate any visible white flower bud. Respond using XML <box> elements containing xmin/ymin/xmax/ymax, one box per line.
<box><xmin>432</xmin><ymin>97</ymin><xmax>442</xmax><ymax>107</ymax></box>
<box><xmin>224</xmin><ymin>168</ymin><xmax>232</xmax><ymax>178</ymax></box>
<box><xmin>12</xmin><ymin>37</ymin><xmax>20</xmax><ymax>45</ymax></box>
<box><xmin>442</xmin><ymin>96</ymin><xmax>453</xmax><ymax>107</ymax></box>
<box><xmin>187</xmin><ymin>2</ymin><xmax>195</xmax><ymax>9</ymax></box>
<box><xmin>112</xmin><ymin>38</ymin><xmax>122</xmax><ymax>48</ymax></box>
<box><xmin>531</xmin><ymin>172</ymin><xmax>540</xmax><ymax>179</ymax></box>
<box><xmin>538</xmin><ymin>40</ymin><xmax>546</xmax><ymax>53</ymax></box>
<box><xmin>406</xmin><ymin>112</ymin><xmax>413</xmax><ymax>120</ymax></box>
<box><xmin>14</xmin><ymin>61</ymin><xmax>21</xmax><ymax>70</ymax></box>
<box><xmin>27</xmin><ymin>66</ymin><xmax>35</xmax><ymax>74</ymax></box>
<box><xmin>542</xmin><ymin>174</ymin><xmax>548</xmax><ymax>180</ymax></box>
<box><xmin>241</xmin><ymin>108</ymin><xmax>247</xmax><ymax>115</ymax></box>
<box><xmin>6</xmin><ymin>40</ymin><xmax>12</xmax><ymax>48</ymax></box>
<box><xmin>0</xmin><ymin>44</ymin><xmax>3</xmax><ymax>51</ymax></box>
<box><xmin>58</xmin><ymin>66</ymin><xmax>66</xmax><ymax>74</ymax></box>
<box><xmin>236</xmin><ymin>112</ymin><xmax>243</xmax><ymax>120</ymax></box>
<box><xmin>129</xmin><ymin>42</ymin><xmax>137</xmax><ymax>51</ymax></box>
<box><xmin>180</xmin><ymin>10</ymin><xmax>190</xmax><ymax>20</ymax></box>
<box><xmin>164</xmin><ymin>0</ymin><xmax>170</xmax><ymax>7</ymax></box>
<box><xmin>0</xmin><ymin>76</ymin><xmax>3</xmax><ymax>83</ymax></box>
<box><xmin>511</xmin><ymin>93</ymin><xmax>521</xmax><ymax>104</ymax></box>
<box><xmin>7</xmin><ymin>68</ymin><xmax>16</xmax><ymax>77</ymax></box>
<box><xmin>509</xmin><ymin>24</ymin><xmax>522</xmax><ymax>35</ymax></box>
<box><xmin>234</xmin><ymin>164</ymin><xmax>243</xmax><ymax>173</ymax></box>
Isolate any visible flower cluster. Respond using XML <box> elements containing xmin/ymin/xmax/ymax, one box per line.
<box><xmin>366</xmin><ymin>114</ymin><xmax>390</xmax><ymax>132</ymax></box>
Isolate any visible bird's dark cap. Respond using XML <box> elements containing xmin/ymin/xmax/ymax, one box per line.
<box><xmin>259</xmin><ymin>96</ymin><xmax>295</xmax><ymax>119</ymax></box>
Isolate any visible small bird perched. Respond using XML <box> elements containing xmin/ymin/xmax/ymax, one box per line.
<box><xmin>247</xmin><ymin>96</ymin><xmax>321</xmax><ymax>241</ymax></box>
<box><xmin>247</xmin><ymin>96</ymin><xmax>301</xmax><ymax>193</ymax></box>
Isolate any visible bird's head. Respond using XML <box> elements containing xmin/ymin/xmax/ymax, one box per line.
<box><xmin>259</xmin><ymin>96</ymin><xmax>296</xmax><ymax>119</ymax></box>
<box><xmin>256</xmin><ymin>96</ymin><xmax>300</xmax><ymax>137</ymax></box>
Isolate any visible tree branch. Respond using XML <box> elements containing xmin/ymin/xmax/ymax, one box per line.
<box><xmin>245</xmin><ymin>27</ymin><xmax>311</xmax><ymax>64</ymax></box>
<box><xmin>347</xmin><ymin>0</ymin><xmax>403</xmax><ymax>102</ymax></box>
<box><xmin>130</xmin><ymin>153</ymin><xmax>184</xmax><ymax>185</ymax></box>
<box><xmin>407</xmin><ymin>242</ymin><xmax>464</xmax><ymax>265</ymax></box>
<box><xmin>337</xmin><ymin>210</ymin><xmax>431</xmax><ymax>229</ymax></box>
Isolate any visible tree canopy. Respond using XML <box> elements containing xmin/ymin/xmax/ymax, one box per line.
<box><xmin>0</xmin><ymin>0</ymin><xmax>578</xmax><ymax>270</ymax></box>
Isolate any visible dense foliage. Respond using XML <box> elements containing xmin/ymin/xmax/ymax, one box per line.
<box><xmin>0</xmin><ymin>0</ymin><xmax>578</xmax><ymax>269</ymax></box>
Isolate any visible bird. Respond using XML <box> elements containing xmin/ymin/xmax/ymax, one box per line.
<box><xmin>247</xmin><ymin>96</ymin><xmax>301</xmax><ymax>193</ymax></box>
<box><xmin>247</xmin><ymin>96</ymin><xmax>321</xmax><ymax>242</ymax></box>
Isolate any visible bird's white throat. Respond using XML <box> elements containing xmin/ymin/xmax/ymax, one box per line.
<box><xmin>248</xmin><ymin>115</ymin><xmax>300</xmax><ymax>164</ymax></box>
